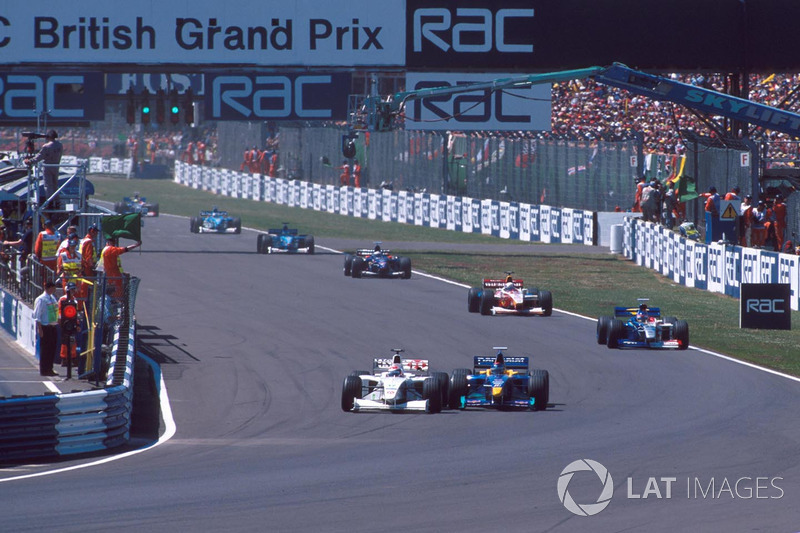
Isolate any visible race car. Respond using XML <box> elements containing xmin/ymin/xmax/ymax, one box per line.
<box><xmin>596</xmin><ymin>298</ymin><xmax>689</xmax><ymax>350</ymax></box>
<box><xmin>341</xmin><ymin>349</ymin><xmax>449</xmax><ymax>413</ymax></box>
<box><xmin>467</xmin><ymin>272</ymin><xmax>553</xmax><ymax>316</ymax></box>
<box><xmin>448</xmin><ymin>347</ymin><xmax>549</xmax><ymax>411</ymax></box>
<box><xmin>189</xmin><ymin>207</ymin><xmax>242</xmax><ymax>234</ymax></box>
<box><xmin>343</xmin><ymin>243</ymin><xmax>411</xmax><ymax>279</ymax></box>
<box><xmin>256</xmin><ymin>224</ymin><xmax>314</xmax><ymax>254</ymax></box>
<box><xmin>114</xmin><ymin>192</ymin><xmax>159</xmax><ymax>217</ymax></box>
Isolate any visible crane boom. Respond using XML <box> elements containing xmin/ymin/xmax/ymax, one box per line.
<box><xmin>360</xmin><ymin>63</ymin><xmax>800</xmax><ymax>139</ymax></box>
<box><xmin>595</xmin><ymin>63</ymin><xmax>800</xmax><ymax>138</ymax></box>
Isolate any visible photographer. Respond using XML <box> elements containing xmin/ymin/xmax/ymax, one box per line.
<box><xmin>23</xmin><ymin>130</ymin><xmax>63</xmax><ymax>209</ymax></box>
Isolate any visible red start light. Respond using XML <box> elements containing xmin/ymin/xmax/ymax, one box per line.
<box><xmin>63</xmin><ymin>304</ymin><xmax>77</xmax><ymax>319</ymax></box>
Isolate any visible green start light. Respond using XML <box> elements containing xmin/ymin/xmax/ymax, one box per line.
<box><xmin>170</xmin><ymin>105</ymin><xmax>180</xmax><ymax>114</ymax></box>
<box><xmin>142</xmin><ymin>105</ymin><xmax>151</xmax><ymax>114</ymax></box>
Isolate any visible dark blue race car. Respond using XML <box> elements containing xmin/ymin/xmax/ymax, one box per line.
<box><xmin>448</xmin><ymin>348</ymin><xmax>549</xmax><ymax>411</ymax></box>
<box><xmin>596</xmin><ymin>298</ymin><xmax>689</xmax><ymax>350</ymax></box>
<box><xmin>343</xmin><ymin>243</ymin><xmax>411</xmax><ymax>279</ymax></box>
<box><xmin>189</xmin><ymin>207</ymin><xmax>241</xmax><ymax>234</ymax></box>
<box><xmin>257</xmin><ymin>224</ymin><xmax>315</xmax><ymax>254</ymax></box>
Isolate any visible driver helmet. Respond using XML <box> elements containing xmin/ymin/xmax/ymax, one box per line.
<box><xmin>636</xmin><ymin>304</ymin><xmax>648</xmax><ymax>321</ymax></box>
<box><xmin>490</xmin><ymin>362</ymin><xmax>505</xmax><ymax>375</ymax></box>
<box><xmin>387</xmin><ymin>363</ymin><xmax>404</xmax><ymax>377</ymax></box>
<box><xmin>504</xmin><ymin>281</ymin><xmax>516</xmax><ymax>291</ymax></box>
<box><xmin>374</xmin><ymin>244</ymin><xmax>382</xmax><ymax>253</ymax></box>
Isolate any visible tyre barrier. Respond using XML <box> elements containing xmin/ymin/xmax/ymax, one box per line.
<box><xmin>0</xmin><ymin>324</ymin><xmax>136</xmax><ymax>462</ymax></box>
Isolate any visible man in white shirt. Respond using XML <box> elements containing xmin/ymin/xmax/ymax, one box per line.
<box><xmin>33</xmin><ymin>280</ymin><xmax>59</xmax><ymax>376</ymax></box>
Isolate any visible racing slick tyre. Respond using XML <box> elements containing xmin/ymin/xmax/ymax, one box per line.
<box><xmin>596</xmin><ymin>316</ymin><xmax>613</xmax><ymax>345</ymax></box>
<box><xmin>479</xmin><ymin>290</ymin><xmax>495</xmax><ymax>316</ymax></box>
<box><xmin>607</xmin><ymin>319</ymin><xmax>625</xmax><ymax>349</ymax></box>
<box><xmin>467</xmin><ymin>288</ymin><xmax>481</xmax><ymax>313</ymax></box>
<box><xmin>449</xmin><ymin>368</ymin><xmax>471</xmax><ymax>409</ymax></box>
<box><xmin>150</xmin><ymin>203</ymin><xmax>160</xmax><ymax>217</ymax></box>
<box><xmin>190</xmin><ymin>217</ymin><xmax>200</xmax><ymax>233</ymax></box>
<box><xmin>422</xmin><ymin>378</ymin><xmax>442</xmax><ymax>414</ymax></box>
<box><xmin>341</xmin><ymin>375</ymin><xmax>363</xmax><ymax>412</ymax></box>
<box><xmin>351</xmin><ymin>257</ymin><xmax>365</xmax><ymax>278</ymax></box>
<box><xmin>674</xmin><ymin>319</ymin><xmax>690</xmax><ymax>350</ymax></box>
<box><xmin>257</xmin><ymin>234</ymin><xmax>266</xmax><ymax>254</ymax></box>
<box><xmin>306</xmin><ymin>235</ymin><xmax>315</xmax><ymax>254</ymax></box>
<box><xmin>528</xmin><ymin>370</ymin><xmax>549</xmax><ymax>411</ymax></box>
<box><xmin>233</xmin><ymin>218</ymin><xmax>242</xmax><ymax>234</ymax></box>
<box><xmin>431</xmin><ymin>371</ymin><xmax>450</xmax><ymax>409</ymax></box>
<box><xmin>399</xmin><ymin>257</ymin><xmax>412</xmax><ymax>279</ymax></box>
<box><xmin>113</xmin><ymin>202</ymin><xmax>125</xmax><ymax>214</ymax></box>
<box><xmin>343</xmin><ymin>254</ymin><xmax>353</xmax><ymax>276</ymax></box>
<box><xmin>539</xmin><ymin>290</ymin><xmax>553</xmax><ymax>316</ymax></box>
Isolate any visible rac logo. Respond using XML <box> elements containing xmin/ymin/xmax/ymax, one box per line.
<box><xmin>413</xmin><ymin>8</ymin><xmax>534</xmax><ymax>53</ymax></box>
<box><xmin>745</xmin><ymin>299</ymin><xmax>785</xmax><ymax>313</ymax></box>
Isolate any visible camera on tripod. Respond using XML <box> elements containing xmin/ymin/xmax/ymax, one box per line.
<box><xmin>21</xmin><ymin>131</ymin><xmax>46</xmax><ymax>157</ymax></box>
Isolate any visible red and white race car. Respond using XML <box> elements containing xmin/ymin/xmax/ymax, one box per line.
<box><xmin>467</xmin><ymin>274</ymin><xmax>553</xmax><ymax>317</ymax></box>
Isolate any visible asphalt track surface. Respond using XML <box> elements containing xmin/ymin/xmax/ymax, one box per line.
<box><xmin>2</xmin><ymin>214</ymin><xmax>800</xmax><ymax>532</ymax></box>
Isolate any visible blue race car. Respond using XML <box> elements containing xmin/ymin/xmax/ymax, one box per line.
<box><xmin>596</xmin><ymin>298</ymin><xmax>689</xmax><ymax>350</ymax></box>
<box><xmin>448</xmin><ymin>347</ymin><xmax>549</xmax><ymax>411</ymax></box>
<box><xmin>343</xmin><ymin>243</ymin><xmax>411</xmax><ymax>279</ymax></box>
<box><xmin>189</xmin><ymin>207</ymin><xmax>242</xmax><ymax>234</ymax></box>
<box><xmin>256</xmin><ymin>224</ymin><xmax>315</xmax><ymax>254</ymax></box>
<box><xmin>114</xmin><ymin>192</ymin><xmax>159</xmax><ymax>217</ymax></box>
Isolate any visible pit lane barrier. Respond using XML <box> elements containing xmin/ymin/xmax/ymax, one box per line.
<box><xmin>0</xmin><ymin>320</ymin><xmax>135</xmax><ymax>461</ymax></box>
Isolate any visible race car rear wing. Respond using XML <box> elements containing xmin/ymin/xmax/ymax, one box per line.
<box><xmin>200</xmin><ymin>210</ymin><xmax>228</xmax><ymax>216</ymax></box>
<box><xmin>483</xmin><ymin>279</ymin><xmax>523</xmax><ymax>289</ymax></box>
<box><xmin>614</xmin><ymin>306</ymin><xmax>661</xmax><ymax>319</ymax></box>
<box><xmin>356</xmin><ymin>249</ymin><xmax>391</xmax><ymax>257</ymax></box>
<box><xmin>474</xmin><ymin>356</ymin><xmax>529</xmax><ymax>371</ymax></box>
<box><xmin>269</xmin><ymin>228</ymin><xmax>299</xmax><ymax>235</ymax></box>
<box><xmin>373</xmin><ymin>357</ymin><xmax>429</xmax><ymax>374</ymax></box>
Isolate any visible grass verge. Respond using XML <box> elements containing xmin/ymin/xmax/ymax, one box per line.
<box><xmin>92</xmin><ymin>175</ymin><xmax>800</xmax><ymax>377</ymax></box>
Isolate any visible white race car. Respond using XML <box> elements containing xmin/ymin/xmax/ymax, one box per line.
<box><xmin>341</xmin><ymin>350</ymin><xmax>449</xmax><ymax>413</ymax></box>
<box><xmin>468</xmin><ymin>272</ymin><xmax>553</xmax><ymax>316</ymax></box>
